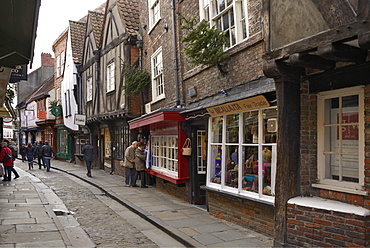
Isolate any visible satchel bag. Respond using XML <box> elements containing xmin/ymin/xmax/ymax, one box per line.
<box><xmin>1</xmin><ymin>151</ymin><xmax>11</xmax><ymax>163</ymax></box>
<box><xmin>182</xmin><ymin>138</ymin><xmax>192</xmax><ymax>156</ymax></box>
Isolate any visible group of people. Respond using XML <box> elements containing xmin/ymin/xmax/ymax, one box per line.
<box><xmin>19</xmin><ymin>141</ymin><xmax>55</xmax><ymax>172</ymax></box>
<box><xmin>123</xmin><ymin>141</ymin><xmax>148</xmax><ymax>188</ymax></box>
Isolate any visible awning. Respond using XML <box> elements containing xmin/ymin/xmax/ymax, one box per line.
<box><xmin>0</xmin><ymin>0</ymin><xmax>41</xmax><ymax>68</ymax></box>
<box><xmin>129</xmin><ymin>108</ymin><xmax>186</xmax><ymax>130</ymax></box>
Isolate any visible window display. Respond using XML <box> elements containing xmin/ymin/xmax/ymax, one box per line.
<box><xmin>151</xmin><ymin>136</ymin><xmax>178</xmax><ymax>175</ymax></box>
<box><xmin>208</xmin><ymin>106</ymin><xmax>277</xmax><ymax>198</ymax></box>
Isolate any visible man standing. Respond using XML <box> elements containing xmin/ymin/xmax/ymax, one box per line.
<box><xmin>5</xmin><ymin>140</ymin><xmax>20</xmax><ymax>179</ymax></box>
<box><xmin>123</xmin><ymin>141</ymin><xmax>138</xmax><ymax>187</ymax></box>
<box><xmin>35</xmin><ymin>141</ymin><xmax>45</xmax><ymax>169</ymax></box>
<box><xmin>41</xmin><ymin>141</ymin><xmax>54</xmax><ymax>172</ymax></box>
<box><xmin>82</xmin><ymin>140</ymin><xmax>94</xmax><ymax>177</ymax></box>
<box><xmin>134</xmin><ymin>142</ymin><xmax>148</xmax><ymax>188</ymax></box>
<box><xmin>1</xmin><ymin>141</ymin><xmax>13</xmax><ymax>181</ymax></box>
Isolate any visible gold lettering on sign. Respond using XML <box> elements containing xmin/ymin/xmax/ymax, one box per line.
<box><xmin>206</xmin><ymin>95</ymin><xmax>270</xmax><ymax>116</ymax></box>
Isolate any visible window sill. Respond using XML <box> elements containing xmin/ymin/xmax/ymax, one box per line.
<box><xmin>312</xmin><ymin>183</ymin><xmax>368</xmax><ymax>196</ymax></box>
<box><xmin>201</xmin><ymin>185</ymin><xmax>274</xmax><ymax>206</ymax></box>
<box><xmin>147</xmin><ymin>168</ymin><xmax>188</xmax><ymax>184</ymax></box>
<box><xmin>148</xmin><ymin>18</ymin><xmax>161</xmax><ymax>35</ymax></box>
<box><xmin>151</xmin><ymin>94</ymin><xmax>165</xmax><ymax>104</ymax></box>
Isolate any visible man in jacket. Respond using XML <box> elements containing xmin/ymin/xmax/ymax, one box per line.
<box><xmin>82</xmin><ymin>140</ymin><xmax>94</xmax><ymax>177</ymax></box>
<box><xmin>41</xmin><ymin>141</ymin><xmax>54</xmax><ymax>172</ymax></box>
<box><xmin>133</xmin><ymin>142</ymin><xmax>148</xmax><ymax>188</ymax></box>
<box><xmin>35</xmin><ymin>141</ymin><xmax>45</xmax><ymax>169</ymax></box>
<box><xmin>1</xmin><ymin>141</ymin><xmax>13</xmax><ymax>181</ymax></box>
<box><xmin>123</xmin><ymin>141</ymin><xmax>138</xmax><ymax>187</ymax></box>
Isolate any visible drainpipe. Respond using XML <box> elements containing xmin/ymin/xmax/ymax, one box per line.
<box><xmin>171</xmin><ymin>0</ymin><xmax>181</xmax><ymax>107</ymax></box>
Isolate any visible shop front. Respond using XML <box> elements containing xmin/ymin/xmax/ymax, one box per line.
<box><xmin>129</xmin><ymin>109</ymin><xmax>190</xmax><ymax>201</ymax></box>
<box><xmin>203</xmin><ymin>95</ymin><xmax>277</xmax><ymax>236</ymax></box>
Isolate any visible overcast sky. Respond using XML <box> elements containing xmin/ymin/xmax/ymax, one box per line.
<box><xmin>31</xmin><ymin>0</ymin><xmax>106</xmax><ymax>72</ymax></box>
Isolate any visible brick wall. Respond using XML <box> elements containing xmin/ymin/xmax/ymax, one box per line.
<box><xmin>41</xmin><ymin>53</ymin><xmax>54</xmax><ymax>66</ymax></box>
<box><xmin>207</xmin><ymin>191</ymin><xmax>274</xmax><ymax>237</ymax></box>
<box><xmin>287</xmin><ymin>202</ymin><xmax>370</xmax><ymax>247</ymax></box>
<box><xmin>156</xmin><ymin>178</ymin><xmax>189</xmax><ymax>202</ymax></box>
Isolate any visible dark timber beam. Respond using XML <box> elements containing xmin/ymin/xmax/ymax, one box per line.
<box><xmin>263</xmin><ymin>60</ymin><xmax>303</xmax><ymax>247</ymax></box>
<box><xmin>317</xmin><ymin>43</ymin><xmax>368</xmax><ymax>62</ymax></box>
<box><xmin>359</xmin><ymin>31</ymin><xmax>370</xmax><ymax>50</ymax></box>
<box><xmin>289</xmin><ymin>53</ymin><xmax>335</xmax><ymax>71</ymax></box>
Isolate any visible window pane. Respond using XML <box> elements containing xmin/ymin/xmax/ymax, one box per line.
<box><xmin>211</xmin><ymin>117</ymin><xmax>223</xmax><ymax>143</ymax></box>
<box><xmin>226</xmin><ymin>114</ymin><xmax>239</xmax><ymax>143</ymax></box>
<box><xmin>225</xmin><ymin>145</ymin><xmax>238</xmax><ymax>188</ymax></box>
<box><xmin>263</xmin><ymin>108</ymin><xmax>277</xmax><ymax>143</ymax></box>
<box><xmin>325</xmin><ymin>126</ymin><xmax>339</xmax><ymax>153</ymax></box>
<box><xmin>324</xmin><ymin>98</ymin><xmax>338</xmax><ymax>125</ymax></box>
<box><xmin>342</xmin><ymin>155</ymin><xmax>359</xmax><ymax>182</ymax></box>
<box><xmin>223</xmin><ymin>13</ymin><xmax>229</xmax><ymax>30</ymax></box>
<box><xmin>243</xmin><ymin>111</ymin><xmax>258</xmax><ymax>144</ymax></box>
<box><xmin>219</xmin><ymin>0</ymin><xmax>225</xmax><ymax>12</ymax></box>
<box><xmin>210</xmin><ymin>145</ymin><xmax>222</xmax><ymax>184</ymax></box>
<box><xmin>242</xmin><ymin>146</ymin><xmax>258</xmax><ymax>193</ymax></box>
<box><xmin>262</xmin><ymin>146</ymin><xmax>273</xmax><ymax>196</ymax></box>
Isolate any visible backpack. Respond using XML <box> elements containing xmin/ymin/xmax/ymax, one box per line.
<box><xmin>2</xmin><ymin>151</ymin><xmax>12</xmax><ymax>162</ymax></box>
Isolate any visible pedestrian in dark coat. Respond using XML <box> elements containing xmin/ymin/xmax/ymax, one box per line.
<box><xmin>35</xmin><ymin>141</ymin><xmax>45</xmax><ymax>169</ymax></box>
<box><xmin>123</xmin><ymin>141</ymin><xmax>138</xmax><ymax>187</ymax></box>
<box><xmin>1</xmin><ymin>141</ymin><xmax>13</xmax><ymax>181</ymax></box>
<box><xmin>41</xmin><ymin>141</ymin><xmax>54</xmax><ymax>172</ymax></box>
<box><xmin>82</xmin><ymin>140</ymin><xmax>94</xmax><ymax>177</ymax></box>
<box><xmin>134</xmin><ymin>142</ymin><xmax>148</xmax><ymax>188</ymax></box>
<box><xmin>20</xmin><ymin>144</ymin><xmax>27</xmax><ymax>162</ymax></box>
<box><xmin>25</xmin><ymin>142</ymin><xmax>35</xmax><ymax>170</ymax></box>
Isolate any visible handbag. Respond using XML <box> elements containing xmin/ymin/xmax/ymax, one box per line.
<box><xmin>1</xmin><ymin>151</ymin><xmax>11</xmax><ymax>163</ymax></box>
<box><xmin>182</xmin><ymin>138</ymin><xmax>192</xmax><ymax>156</ymax></box>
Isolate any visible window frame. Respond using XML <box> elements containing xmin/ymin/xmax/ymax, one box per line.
<box><xmin>87</xmin><ymin>77</ymin><xmax>93</xmax><ymax>102</ymax></box>
<box><xmin>151</xmin><ymin>47</ymin><xmax>165</xmax><ymax>102</ymax></box>
<box><xmin>148</xmin><ymin>0</ymin><xmax>161</xmax><ymax>31</ymax></box>
<box><xmin>316</xmin><ymin>86</ymin><xmax>365</xmax><ymax>192</ymax></box>
<box><xmin>106</xmin><ymin>62</ymin><xmax>115</xmax><ymax>93</ymax></box>
<box><xmin>151</xmin><ymin>135</ymin><xmax>178</xmax><ymax>177</ymax></box>
<box><xmin>199</xmin><ymin>0</ymin><xmax>249</xmax><ymax>48</ymax></box>
<box><xmin>207</xmin><ymin>106</ymin><xmax>277</xmax><ymax>203</ymax></box>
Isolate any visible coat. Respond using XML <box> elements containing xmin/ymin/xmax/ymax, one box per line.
<box><xmin>134</xmin><ymin>148</ymin><xmax>146</xmax><ymax>171</ymax></box>
<box><xmin>0</xmin><ymin>146</ymin><xmax>13</xmax><ymax>167</ymax></box>
<box><xmin>41</xmin><ymin>145</ymin><xmax>54</xmax><ymax>157</ymax></box>
<box><xmin>124</xmin><ymin>145</ymin><xmax>135</xmax><ymax>168</ymax></box>
<box><xmin>82</xmin><ymin>143</ymin><xmax>94</xmax><ymax>162</ymax></box>
<box><xmin>25</xmin><ymin>146</ymin><xmax>35</xmax><ymax>156</ymax></box>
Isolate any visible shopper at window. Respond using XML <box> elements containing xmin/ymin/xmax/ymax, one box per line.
<box><xmin>123</xmin><ymin>141</ymin><xmax>138</xmax><ymax>187</ymax></box>
<box><xmin>134</xmin><ymin>142</ymin><xmax>148</xmax><ymax>188</ymax></box>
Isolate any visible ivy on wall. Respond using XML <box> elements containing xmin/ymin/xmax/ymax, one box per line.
<box><xmin>122</xmin><ymin>65</ymin><xmax>150</xmax><ymax>96</ymax></box>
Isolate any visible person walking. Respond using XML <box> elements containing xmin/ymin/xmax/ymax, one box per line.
<box><xmin>41</xmin><ymin>141</ymin><xmax>54</xmax><ymax>172</ymax></box>
<box><xmin>25</xmin><ymin>142</ymin><xmax>35</xmax><ymax>170</ymax></box>
<box><xmin>35</xmin><ymin>141</ymin><xmax>45</xmax><ymax>169</ymax></box>
<box><xmin>20</xmin><ymin>144</ymin><xmax>27</xmax><ymax>162</ymax></box>
<box><xmin>123</xmin><ymin>141</ymin><xmax>138</xmax><ymax>187</ymax></box>
<box><xmin>134</xmin><ymin>142</ymin><xmax>148</xmax><ymax>188</ymax></box>
<box><xmin>1</xmin><ymin>141</ymin><xmax>13</xmax><ymax>181</ymax></box>
<box><xmin>82</xmin><ymin>140</ymin><xmax>94</xmax><ymax>177</ymax></box>
<box><xmin>5</xmin><ymin>140</ymin><xmax>20</xmax><ymax>179</ymax></box>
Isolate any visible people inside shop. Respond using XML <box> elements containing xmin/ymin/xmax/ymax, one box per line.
<box><xmin>123</xmin><ymin>141</ymin><xmax>138</xmax><ymax>187</ymax></box>
<box><xmin>133</xmin><ymin>142</ymin><xmax>148</xmax><ymax>188</ymax></box>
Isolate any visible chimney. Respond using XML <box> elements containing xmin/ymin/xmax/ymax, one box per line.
<box><xmin>41</xmin><ymin>53</ymin><xmax>54</xmax><ymax>66</ymax></box>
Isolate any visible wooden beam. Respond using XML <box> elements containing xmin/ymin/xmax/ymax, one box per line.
<box><xmin>358</xmin><ymin>32</ymin><xmax>370</xmax><ymax>50</ymax></box>
<box><xmin>289</xmin><ymin>53</ymin><xmax>335</xmax><ymax>70</ymax></box>
<box><xmin>317</xmin><ymin>43</ymin><xmax>367</xmax><ymax>62</ymax></box>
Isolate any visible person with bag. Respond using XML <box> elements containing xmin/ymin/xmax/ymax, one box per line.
<box><xmin>35</xmin><ymin>141</ymin><xmax>45</xmax><ymax>169</ymax></box>
<box><xmin>4</xmin><ymin>140</ymin><xmax>20</xmax><ymax>179</ymax></box>
<box><xmin>123</xmin><ymin>141</ymin><xmax>138</xmax><ymax>187</ymax></box>
<box><xmin>82</xmin><ymin>140</ymin><xmax>94</xmax><ymax>177</ymax></box>
<box><xmin>41</xmin><ymin>141</ymin><xmax>55</xmax><ymax>172</ymax></box>
<box><xmin>1</xmin><ymin>141</ymin><xmax>13</xmax><ymax>181</ymax></box>
<box><xmin>133</xmin><ymin>142</ymin><xmax>148</xmax><ymax>188</ymax></box>
<box><xmin>25</xmin><ymin>142</ymin><xmax>35</xmax><ymax>170</ymax></box>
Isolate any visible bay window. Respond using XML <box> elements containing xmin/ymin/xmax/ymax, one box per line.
<box><xmin>151</xmin><ymin>136</ymin><xmax>178</xmax><ymax>177</ymax></box>
<box><xmin>208</xmin><ymin>107</ymin><xmax>277</xmax><ymax>200</ymax></box>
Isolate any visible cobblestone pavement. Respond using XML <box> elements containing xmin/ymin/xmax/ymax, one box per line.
<box><xmin>16</xmin><ymin>162</ymin><xmax>159</xmax><ymax>247</ymax></box>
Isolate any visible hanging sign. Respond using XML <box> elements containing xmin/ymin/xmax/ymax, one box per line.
<box><xmin>206</xmin><ymin>95</ymin><xmax>270</xmax><ymax>117</ymax></box>
<box><xmin>51</xmin><ymin>105</ymin><xmax>62</xmax><ymax>117</ymax></box>
<box><xmin>74</xmin><ymin>114</ymin><xmax>86</xmax><ymax>126</ymax></box>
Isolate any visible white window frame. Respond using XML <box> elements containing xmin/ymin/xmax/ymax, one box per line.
<box><xmin>106</xmin><ymin>62</ymin><xmax>115</xmax><ymax>93</ymax></box>
<box><xmin>151</xmin><ymin>135</ymin><xmax>178</xmax><ymax>177</ymax></box>
<box><xmin>148</xmin><ymin>0</ymin><xmax>161</xmax><ymax>31</ymax></box>
<box><xmin>206</xmin><ymin>107</ymin><xmax>277</xmax><ymax>203</ymax></box>
<box><xmin>87</xmin><ymin>77</ymin><xmax>93</xmax><ymax>102</ymax></box>
<box><xmin>151</xmin><ymin>47</ymin><xmax>165</xmax><ymax>102</ymax></box>
<box><xmin>316</xmin><ymin>86</ymin><xmax>365</xmax><ymax>194</ymax></box>
<box><xmin>199</xmin><ymin>0</ymin><xmax>249</xmax><ymax>48</ymax></box>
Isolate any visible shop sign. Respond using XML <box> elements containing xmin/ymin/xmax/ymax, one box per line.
<box><xmin>38</xmin><ymin>110</ymin><xmax>46</xmax><ymax>120</ymax></box>
<box><xmin>206</xmin><ymin>95</ymin><xmax>270</xmax><ymax>117</ymax></box>
<box><xmin>9</xmin><ymin>65</ymin><xmax>27</xmax><ymax>83</ymax></box>
<box><xmin>74</xmin><ymin>114</ymin><xmax>86</xmax><ymax>126</ymax></box>
<box><xmin>51</xmin><ymin>106</ymin><xmax>62</xmax><ymax>117</ymax></box>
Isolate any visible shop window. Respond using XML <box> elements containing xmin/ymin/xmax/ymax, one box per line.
<box><xmin>208</xmin><ymin>107</ymin><xmax>277</xmax><ymax>200</ymax></box>
<box><xmin>151</xmin><ymin>47</ymin><xmax>164</xmax><ymax>102</ymax></box>
<box><xmin>199</xmin><ymin>0</ymin><xmax>248</xmax><ymax>48</ymax></box>
<box><xmin>197</xmin><ymin>130</ymin><xmax>207</xmax><ymax>174</ymax></box>
<box><xmin>151</xmin><ymin>136</ymin><xmax>178</xmax><ymax>177</ymax></box>
<box><xmin>112</xmin><ymin>125</ymin><xmax>127</xmax><ymax>159</ymax></box>
<box><xmin>103</xmin><ymin>128</ymin><xmax>111</xmax><ymax>157</ymax></box>
<box><xmin>317</xmin><ymin>86</ymin><xmax>364</xmax><ymax>191</ymax></box>
<box><xmin>58</xmin><ymin>129</ymin><xmax>69</xmax><ymax>154</ymax></box>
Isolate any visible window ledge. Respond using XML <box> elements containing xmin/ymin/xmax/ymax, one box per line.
<box><xmin>148</xmin><ymin>18</ymin><xmax>161</xmax><ymax>35</ymax></box>
<box><xmin>312</xmin><ymin>183</ymin><xmax>368</xmax><ymax>196</ymax></box>
<box><xmin>201</xmin><ymin>185</ymin><xmax>274</xmax><ymax>206</ymax></box>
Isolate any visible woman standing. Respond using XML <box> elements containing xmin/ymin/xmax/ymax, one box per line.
<box><xmin>26</xmin><ymin>142</ymin><xmax>35</xmax><ymax>170</ymax></box>
<box><xmin>0</xmin><ymin>141</ymin><xmax>13</xmax><ymax>181</ymax></box>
